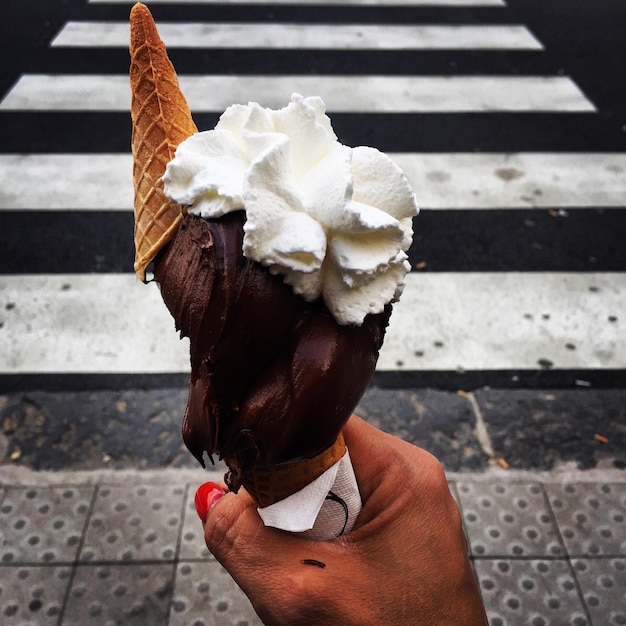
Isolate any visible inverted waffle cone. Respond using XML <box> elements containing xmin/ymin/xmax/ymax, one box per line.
<box><xmin>235</xmin><ymin>433</ymin><xmax>347</xmax><ymax>508</ymax></box>
<box><xmin>130</xmin><ymin>2</ymin><xmax>197</xmax><ymax>281</ymax></box>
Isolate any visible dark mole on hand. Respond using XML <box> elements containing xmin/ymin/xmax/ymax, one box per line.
<box><xmin>301</xmin><ymin>559</ymin><xmax>326</xmax><ymax>568</ymax></box>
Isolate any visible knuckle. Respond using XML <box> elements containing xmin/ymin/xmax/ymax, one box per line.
<box><xmin>418</xmin><ymin>448</ymin><xmax>448</xmax><ymax>484</ymax></box>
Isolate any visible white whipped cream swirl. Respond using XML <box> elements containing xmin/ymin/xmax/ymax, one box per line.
<box><xmin>162</xmin><ymin>94</ymin><xmax>418</xmax><ymax>326</ymax></box>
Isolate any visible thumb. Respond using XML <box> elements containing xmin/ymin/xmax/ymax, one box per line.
<box><xmin>199</xmin><ymin>485</ymin><xmax>335</xmax><ymax>589</ymax></box>
<box><xmin>199</xmin><ymin>485</ymin><xmax>292</xmax><ymax>580</ymax></box>
<box><xmin>201</xmin><ymin>488</ymin><xmax>344</xmax><ymax>626</ymax></box>
<box><xmin>201</xmin><ymin>487</ymin><xmax>261</xmax><ymax>562</ymax></box>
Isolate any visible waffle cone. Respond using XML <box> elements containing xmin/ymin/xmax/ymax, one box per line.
<box><xmin>130</xmin><ymin>2</ymin><xmax>197</xmax><ymax>281</ymax></box>
<box><xmin>232</xmin><ymin>433</ymin><xmax>347</xmax><ymax>508</ymax></box>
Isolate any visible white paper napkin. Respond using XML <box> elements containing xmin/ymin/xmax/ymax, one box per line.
<box><xmin>257</xmin><ymin>449</ymin><xmax>362</xmax><ymax>541</ymax></box>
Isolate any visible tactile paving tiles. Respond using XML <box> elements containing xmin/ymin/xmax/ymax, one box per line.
<box><xmin>0</xmin><ymin>485</ymin><xmax>94</xmax><ymax>563</ymax></box>
<box><xmin>545</xmin><ymin>482</ymin><xmax>626</xmax><ymax>556</ymax></box>
<box><xmin>80</xmin><ymin>484</ymin><xmax>185</xmax><ymax>562</ymax></box>
<box><xmin>572</xmin><ymin>558</ymin><xmax>626</xmax><ymax>626</ymax></box>
<box><xmin>179</xmin><ymin>484</ymin><xmax>214</xmax><ymax>560</ymax></box>
<box><xmin>170</xmin><ymin>560</ymin><xmax>262</xmax><ymax>626</ymax></box>
<box><xmin>62</xmin><ymin>563</ymin><xmax>174</xmax><ymax>625</ymax></box>
<box><xmin>475</xmin><ymin>559</ymin><xmax>590</xmax><ymax>626</ymax></box>
<box><xmin>0</xmin><ymin>565</ymin><xmax>72</xmax><ymax>625</ymax></box>
<box><xmin>456</xmin><ymin>481</ymin><xmax>565</xmax><ymax>557</ymax></box>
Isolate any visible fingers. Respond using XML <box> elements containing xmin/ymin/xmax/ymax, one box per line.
<box><xmin>199</xmin><ymin>487</ymin><xmax>356</xmax><ymax>626</ymax></box>
<box><xmin>341</xmin><ymin>414</ymin><xmax>413</xmax><ymax>501</ymax></box>
<box><xmin>199</xmin><ymin>485</ymin><xmax>331</xmax><ymax>581</ymax></box>
<box><xmin>197</xmin><ymin>416</ymin><xmax>437</xmax><ymax>572</ymax></box>
<box><xmin>342</xmin><ymin>415</ymin><xmax>451</xmax><ymax>515</ymax></box>
<box><xmin>202</xmin><ymin>488</ymin><xmax>262</xmax><ymax>565</ymax></box>
<box><xmin>194</xmin><ymin>481</ymin><xmax>226</xmax><ymax>523</ymax></box>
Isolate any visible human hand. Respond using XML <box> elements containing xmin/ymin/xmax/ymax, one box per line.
<box><xmin>195</xmin><ymin>415</ymin><xmax>488</xmax><ymax>626</ymax></box>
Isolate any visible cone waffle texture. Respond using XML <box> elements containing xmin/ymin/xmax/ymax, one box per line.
<box><xmin>239</xmin><ymin>433</ymin><xmax>347</xmax><ymax>508</ymax></box>
<box><xmin>130</xmin><ymin>2</ymin><xmax>197</xmax><ymax>281</ymax></box>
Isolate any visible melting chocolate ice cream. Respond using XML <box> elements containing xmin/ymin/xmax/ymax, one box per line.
<box><xmin>155</xmin><ymin>212</ymin><xmax>390</xmax><ymax>492</ymax></box>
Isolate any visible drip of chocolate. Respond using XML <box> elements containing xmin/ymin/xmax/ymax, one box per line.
<box><xmin>155</xmin><ymin>212</ymin><xmax>390</xmax><ymax>491</ymax></box>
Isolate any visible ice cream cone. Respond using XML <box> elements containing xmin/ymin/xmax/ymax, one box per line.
<box><xmin>234</xmin><ymin>433</ymin><xmax>347</xmax><ymax>508</ymax></box>
<box><xmin>128</xmin><ymin>7</ymin><xmax>384</xmax><ymax>538</ymax></box>
<box><xmin>130</xmin><ymin>2</ymin><xmax>197</xmax><ymax>281</ymax></box>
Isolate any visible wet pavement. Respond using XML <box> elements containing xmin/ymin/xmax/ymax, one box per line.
<box><xmin>1</xmin><ymin>387</ymin><xmax>625</xmax><ymax>625</ymax></box>
<box><xmin>2</xmin><ymin>387</ymin><xmax>625</xmax><ymax>473</ymax></box>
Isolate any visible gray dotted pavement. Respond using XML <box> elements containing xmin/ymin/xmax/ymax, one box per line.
<box><xmin>1</xmin><ymin>386</ymin><xmax>625</xmax><ymax>624</ymax></box>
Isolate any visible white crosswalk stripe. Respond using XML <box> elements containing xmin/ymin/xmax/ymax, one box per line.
<box><xmin>2</xmin><ymin>153</ymin><xmax>625</xmax><ymax>210</ymax></box>
<box><xmin>2</xmin><ymin>273</ymin><xmax>623</xmax><ymax>374</ymax></box>
<box><xmin>0</xmin><ymin>74</ymin><xmax>595</xmax><ymax>113</ymax></box>
<box><xmin>52</xmin><ymin>22</ymin><xmax>543</xmax><ymax>50</ymax></box>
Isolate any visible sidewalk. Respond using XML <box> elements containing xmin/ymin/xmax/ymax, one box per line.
<box><xmin>1</xmin><ymin>465</ymin><xmax>624</xmax><ymax>626</ymax></box>
<box><xmin>1</xmin><ymin>387</ymin><xmax>624</xmax><ymax>625</ymax></box>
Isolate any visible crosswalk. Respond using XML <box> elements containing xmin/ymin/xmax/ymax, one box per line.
<box><xmin>0</xmin><ymin>0</ymin><xmax>624</xmax><ymax>390</ymax></box>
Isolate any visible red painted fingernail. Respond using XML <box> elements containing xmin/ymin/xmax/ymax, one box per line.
<box><xmin>194</xmin><ymin>482</ymin><xmax>226</xmax><ymax>523</ymax></box>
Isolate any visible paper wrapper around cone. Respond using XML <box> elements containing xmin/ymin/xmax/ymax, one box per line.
<box><xmin>130</xmin><ymin>4</ymin><xmax>365</xmax><ymax>540</ymax></box>
<box><xmin>130</xmin><ymin>2</ymin><xmax>197</xmax><ymax>282</ymax></box>
<box><xmin>258</xmin><ymin>447</ymin><xmax>362</xmax><ymax>540</ymax></box>
<box><xmin>232</xmin><ymin>433</ymin><xmax>362</xmax><ymax>541</ymax></box>
<box><xmin>233</xmin><ymin>433</ymin><xmax>347</xmax><ymax>509</ymax></box>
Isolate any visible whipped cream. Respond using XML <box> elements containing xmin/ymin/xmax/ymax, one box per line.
<box><xmin>162</xmin><ymin>94</ymin><xmax>418</xmax><ymax>325</ymax></box>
